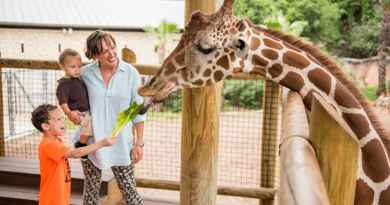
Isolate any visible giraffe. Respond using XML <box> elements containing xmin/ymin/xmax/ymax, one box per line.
<box><xmin>138</xmin><ymin>0</ymin><xmax>390</xmax><ymax>204</ymax></box>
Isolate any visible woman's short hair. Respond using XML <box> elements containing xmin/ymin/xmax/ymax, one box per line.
<box><xmin>85</xmin><ymin>30</ymin><xmax>116</xmax><ymax>59</ymax></box>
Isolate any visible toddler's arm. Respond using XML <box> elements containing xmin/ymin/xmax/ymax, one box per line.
<box><xmin>60</xmin><ymin>104</ymin><xmax>81</xmax><ymax>124</ymax></box>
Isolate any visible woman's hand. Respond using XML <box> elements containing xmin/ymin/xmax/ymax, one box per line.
<box><xmin>131</xmin><ymin>144</ymin><xmax>144</xmax><ymax>164</ymax></box>
<box><xmin>67</xmin><ymin>110</ymin><xmax>81</xmax><ymax>125</ymax></box>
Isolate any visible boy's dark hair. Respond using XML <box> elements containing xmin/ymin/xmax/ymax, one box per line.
<box><xmin>85</xmin><ymin>30</ymin><xmax>117</xmax><ymax>59</ymax></box>
<box><xmin>58</xmin><ymin>48</ymin><xmax>80</xmax><ymax>65</ymax></box>
<box><xmin>31</xmin><ymin>104</ymin><xmax>58</xmax><ymax>132</ymax></box>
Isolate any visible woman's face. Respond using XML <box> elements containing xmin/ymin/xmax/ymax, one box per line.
<box><xmin>96</xmin><ymin>39</ymin><xmax>118</xmax><ymax>69</ymax></box>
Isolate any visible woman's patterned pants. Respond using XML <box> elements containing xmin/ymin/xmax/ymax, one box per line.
<box><xmin>81</xmin><ymin>159</ymin><xmax>143</xmax><ymax>205</ymax></box>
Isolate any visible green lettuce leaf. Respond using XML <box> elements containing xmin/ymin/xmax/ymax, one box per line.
<box><xmin>111</xmin><ymin>102</ymin><xmax>143</xmax><ymax>138</ymax></box>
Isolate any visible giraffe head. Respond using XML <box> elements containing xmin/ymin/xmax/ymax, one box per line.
<box><xmin>139</xmin><ymin>0</ymin><xmax>249</xmax><ymax>102</ymax></box>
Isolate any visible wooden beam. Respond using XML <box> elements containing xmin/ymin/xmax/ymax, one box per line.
<box><xmin>136</xmin><ymin>178</ymin><xmax>275</xmax><ymax>199</ymax></box>
<box><xmin>309</xmin><ymin>95</ymin><xmax>358</xmax><ymax>205</ymax></box>
<box><xmin>181</xmin><ymin>1</ymin><xmax>220</xmax><ymax>205</ymax></box>
<box><xmin>0</xmin><ymin>58</ymin><xmax>60</xmax><ymax>70</ymax></box>
<box><xmin>104</xmin><ymin>177</ymin><xmax>275</xmax><ymax>201</ymax></box>
<box><xmin>216</xmin><ymin>186</ymin><xmax>275</xmax><ymax>199</ymax></box>
<box><xmin>0</xmin><ymin>58</ymin><xmax>263</xmax><ymax>80</ymax></box>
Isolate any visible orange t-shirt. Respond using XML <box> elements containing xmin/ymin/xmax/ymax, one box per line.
<box><xmin>38</xmin><ymin>137</ymin><xmax>71</xmax><ymax>205</ymax></box>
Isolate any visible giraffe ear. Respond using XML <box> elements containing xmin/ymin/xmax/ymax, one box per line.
<box><xmin>221</xmin><ymin>0</ymin><xmax>234</xmax><ymax>14</ymax></box>
<box><xmin>222</xmin><ymin>0</ymin><xmax>234</xmax><ymax>9</ymax></box>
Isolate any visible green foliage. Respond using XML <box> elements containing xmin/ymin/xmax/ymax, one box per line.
<box><xmin>156</xmin><ymin>80</ymin><xmax>265</xmax><ymax>112</ymax></box>
<box><xmin>223</xmin><ymin>80</ymin><xmax>263</xmax><ymax>110</ymax></box>
<box><xmin>144</xmin><ymin>20</ymin><xmax>179</xmax><ymax>52</ymax></box>
<box><xmin>264</xmin><ymin>11</ymin><xmax>308</xmax><ymax>36</ymax></box>
<box><xmin>341</xmin><ymin>21</ymin><xmax>380</xmax><ymax>58</ymax></box>
<box><xmin>332</xmin><ymin>0</ymin><xmax>382</xmax><ymax>57</ymax></box>
<box><xmin>233</xmin><ymin>0</ymin><xmax>382</xmax><ymax>58</ymax></box>
<box><xmin>233</xmin><ymin>0</ymin><xmax>276</xmax><ymax>25</ymax></box>
<box><xmin>281</xmin><ymin>0</ymin><xmax>341</xmax><ymax>44</ymax></box>
<box><xmin>361</xmin><ymin>86</ymin><xmax>378</xmax><ymax>101</ymax></box>
<box><xmin>160</xmin><ymin>92</ymin><xmax>182</xmax><ymax>113</ymax></box>
<box><xmin>111</xmin><ymin>102</ymin><xmax>143</xmax><ymax>137</ymax></box>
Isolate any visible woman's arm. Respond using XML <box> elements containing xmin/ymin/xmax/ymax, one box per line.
<box><xmin>134</xmin><ymin>122</ymin><xmax>144</xmax><ymax>146</ymax></box>
<box><xmin>132</xmin><ymin>122</ymin><xmax>144</xmax><ymax>164</ymax></box>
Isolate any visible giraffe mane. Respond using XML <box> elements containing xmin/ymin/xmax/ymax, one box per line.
<box><xmin>246</xmin><ymin>19</ymin><xmax>390</xmax><ymax>147</ymax></box>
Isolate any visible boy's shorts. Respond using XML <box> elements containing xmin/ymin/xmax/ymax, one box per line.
<box><xmin>80</xmin><ymin>111</ymin><xmax>92</xmax><ymax>136</ymax></box>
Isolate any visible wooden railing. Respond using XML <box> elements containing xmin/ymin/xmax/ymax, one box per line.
<box><xmin>0</xmin><ymin>58</ymin><xmax>264</xmax><ymax>80</ymax></box>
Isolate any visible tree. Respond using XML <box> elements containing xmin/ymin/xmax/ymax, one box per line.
<box><xmin>233</xmin><ymin>0</ymin><xmax>382</xmax><ymax>58</ymax></box>
<box><xmin>144</xmin><ymin>20</ymin><xmax>179</xmax><ymax>64</ymax></box>
<box><xmin>234</xmin><ymin>0</ymin><xmax>308</xmax><ymax>36</ymax></box>
<box><xmin>377</xmin><ymin>0</ymin><xmax>390</xmax><ymax>96</ymax></box>
<box><xmin>263</xmin><ymin>11</ymin><xmax>308</xmax><ymax>37</ymax></box>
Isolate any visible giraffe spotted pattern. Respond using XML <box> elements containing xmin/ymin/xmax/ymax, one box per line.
<box><xmin>138</xmin><ymin>1</ymin><xmax>390</xmax><ymax>203</ymax></box>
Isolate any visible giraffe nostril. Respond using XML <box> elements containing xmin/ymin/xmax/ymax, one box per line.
<box><xmin>148</xmin><ymin>77</ymin><xmax>156</xmax><ymax>87</ymax></box>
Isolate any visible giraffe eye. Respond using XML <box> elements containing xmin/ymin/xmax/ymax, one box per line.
<box><xmin>196</xmin><ymin>44</ymin><xmax>215</xmax><ymax>55</ymax></box>
<box><xmin>236</xmin><ymin>39</ymin><xmax>246</xmax><ymax>50</ymax></box>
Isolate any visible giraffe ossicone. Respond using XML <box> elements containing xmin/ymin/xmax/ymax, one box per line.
<box><xmin>138</xmin><ymin>0</ymin><xmax>390</xmax><ymax>204</ymax></box>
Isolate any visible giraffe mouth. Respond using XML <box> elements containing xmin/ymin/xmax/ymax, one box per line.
<box><xmin>138</xmin><ymin>81</ymin><xmax>176</xmax><ymax>103</ymax></box>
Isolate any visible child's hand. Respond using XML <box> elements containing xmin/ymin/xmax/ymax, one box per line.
<box><xmin>67</xmin><ymin>110</ymin><xmax>81</xmax><ymax>125</ymax></box>
<box><xmin>101</xmin><ymin>137</ymin><xmax>116</xmax><ymax>147</ymax></box>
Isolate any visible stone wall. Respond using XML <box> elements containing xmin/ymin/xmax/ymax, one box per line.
<box><xmin>343</xmin><ymin>57</ymin><xmax>390</xmax><ymax>87</ymax></box>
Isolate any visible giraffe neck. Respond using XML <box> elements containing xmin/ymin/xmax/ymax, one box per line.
<box><xmin>238</xmin><ymin>22</ymin><xmax>390</xmax><ymax>204</ymax></box>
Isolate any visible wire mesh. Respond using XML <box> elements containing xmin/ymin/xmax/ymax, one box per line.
<box><xmin>1</xmin><ymin>68</ymin><xmax>68</xmax><ymax>159</ymax></box>
<box><xmin>0</xmin><ymin>63</ymin><xmax>277</xmax><ymax>205</ymax></box>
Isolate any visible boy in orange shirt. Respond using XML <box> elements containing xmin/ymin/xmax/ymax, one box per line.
<box><xmin>31</xmin><ymin>104</ymin><xmax>115</xmax><ymax>205</ymax></box>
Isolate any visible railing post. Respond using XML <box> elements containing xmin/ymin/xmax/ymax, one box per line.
<box><xmin>181</xmin><ymin>1</ymin><xmax>220</xmax><ymax>205</ymax></box>
<box><xmin>260</xmin><ymin>80</ymin><xmax>281</xmax><ymax>205</ymax></box>
<box><xmin>309</xmin><ymin>95</ymin><xmax>358</xmax><ymax>205</ymax></box>
<box><xmin>121</xmin><ymin>47</ymin><xmax>137</xmax><ymax>64</ymax></box>
<box><xmin>0</xmin><ymin>65</ymin><xmax>5</xmax><ymax>156</ymax></box>
<box><xmin>6</xmin><ymin>71</ymin><xmax>15</xmax><ymax>136</ymax></box>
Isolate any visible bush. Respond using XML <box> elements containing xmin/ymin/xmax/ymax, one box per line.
<box><xmin>223</xmin><ymin>80</ymin><xmax>263</xmax><ymax>110</ymax></box>
<box><xmin>339</xmin><ymin>21</ymin><xmax>380</xmax><ymax>58</ymax></box>
<box><xmin>161</xmin><ymin>92</ymin><xmax>182</xmax><ymax>113</ymax></box>
<box><xmin>361</xmin><ymin>86</ymin><xmax>378</xmax><ymax>101</ymax></box>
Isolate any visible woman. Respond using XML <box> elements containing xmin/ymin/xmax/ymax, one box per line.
<box><xmin>76</xmin><ymin>30</ymin><xmax>145</xmax><ymax>205</ymax></box>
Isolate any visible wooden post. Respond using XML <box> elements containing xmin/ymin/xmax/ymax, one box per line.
<box><xmin>309</xmin><ymin>95</ymin><xmax>358</xmax><ymax>205</ymax></box>
<box><xmin>121</xmin><ymin>47</ymin><xmax>137</xmax><ymax>64</ymax></box>
<box><xmin>0</xmin><ymin>65</ymin><xmax>4</xmax><ymax>156</ymax></box>
<box><xmin>181</xmin><ymin>1</ymin><xmax>220</xmax><ymax>205</ymax></box>
<box><xmin>260</xmin><ymin>80</ymin><xmax>281</xmax><ymax>205</ymax></box>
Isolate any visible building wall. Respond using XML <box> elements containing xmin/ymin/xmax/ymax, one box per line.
<box><xmin>0</xmin><ymin>28</ymin><xmax>180</xmax><ymax>64</ymax></box>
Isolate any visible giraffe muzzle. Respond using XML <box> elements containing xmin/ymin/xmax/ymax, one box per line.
<box><xmin>138</xmin><ymin>86</ymin><xmax>157</xmax><ymax>97</ymax></box>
